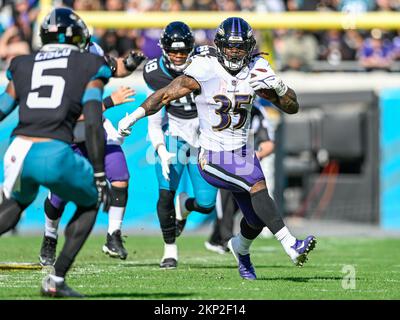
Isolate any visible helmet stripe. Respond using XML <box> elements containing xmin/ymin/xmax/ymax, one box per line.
<box><xmin>238</xmin><ymin>18</ymin><xmax>242</xmax><ymax>33</ymax></box>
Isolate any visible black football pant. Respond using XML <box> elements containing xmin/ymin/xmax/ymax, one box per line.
<box><xmin>209</xmin><ymin>189</ymin><xmax>238</xmax><ymax>246</ymax></box>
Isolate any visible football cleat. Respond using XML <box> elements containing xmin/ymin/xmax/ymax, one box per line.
<box><xmin>102</xmin><ymin>230</ymin><xmax>128</xmax><ymax>260</ymax></box>
<box><xmin>227</xmin><ymin>236</ymin><xmax>256</xmax><ymax>280</ymax></box>
<box><xmin>290</xmin><ymin>235</ymin><xmax>317</xmax><ymax>267</ymax></box>
<box><xmin>175</xmin><ymin>219</ymin><xmax>187</xmax><ymax>237</ymax></box>
<box><xmin>160</xmin><ymin>257</ymin><xmax>177</xmax><ymax>269</ymax></box>
<box><xmin>204</xmin><ymin>241</ymin><xmax>229</xmax><ymax>255</ymax></box>
<box><xmin>39</xmin><ymin>235</ymin><xmax>57</xmax><ymax>266</ymax></box>
<box><xmin>41</xmin><ymin>275</ymin><xmax>84</xmax><ymax>298</ymax></box>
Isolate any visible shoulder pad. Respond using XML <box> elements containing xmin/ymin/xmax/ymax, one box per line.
<box><xmin>251</xmin><ymin>56</ymin><xmax>272</xmax><ymax>70</ymax></box>
<box><xmin>184</xmin><ymin>54</ymin><xmax>215</xmax><ymax>82</ymax></box>
<box><xmin>194</xmin><ymin>45</ymin><xmax>217</xmax><ymax>57</ymax></box>
<box><xmin>88</xmin><ymin>42</ymin><xmax>105</xmax><ymax>57</ymax></box>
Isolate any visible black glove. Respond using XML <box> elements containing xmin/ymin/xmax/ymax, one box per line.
<box><xmin>123</xmin><ymin>51</ymin><xmax>146</xmax><ymax>72</ymax></box>
<box><xmin>94</xmin><ymin>172</ymin><xmax>111</xmax><ymax>213</ymax></box>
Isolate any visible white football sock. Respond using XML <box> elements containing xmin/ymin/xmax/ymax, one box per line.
<box><xmin>45</xmin><ymin>216</ymin><xmax>60</xmax><ymax>239</ymax></box>
<box><xmin>108</xmin><ymin>206</ymin><xmax>125</xmax><ymax>235</ymax></box>
<box><xmin>49</xmin><ymin>274</ymin><xmax>64</xmax><ymax>283</ymax></box>
<box><xmin>235</xmin><ymin>233</ymin><xmax>253</xmax><ymax>256</ymax></box>
<box><xmin>275</xmin><ymin>226</ymin><xmax>296</xmax><ymax>255</ymax></box>
<box><xmin>162</xmin><ymin>243</ymin><xmax>178</xmax><ymax>260</ymax></box>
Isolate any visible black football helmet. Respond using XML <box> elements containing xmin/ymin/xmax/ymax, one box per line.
<box><xmin>214</xmin><ymin>17</ymin><xmax>256</xmax><ymax>73</ymax></box>
<box><xmin>40</xmin><ymin>7</ymin><xmax>89</xmax><ymax>50</ymax></box>
<box><xmin>159</xmin><ymin>21</ymin><xmax>195</xmax><ymax>72</ymax></box>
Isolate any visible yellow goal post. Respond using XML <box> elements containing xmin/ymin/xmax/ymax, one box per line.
<box><xmin>38</xmin><ymin>0</ymin><xmax>400</xmax><ymax>30</ymax></box>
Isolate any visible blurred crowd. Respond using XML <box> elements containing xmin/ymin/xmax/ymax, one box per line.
<box><xmin>1</xmin><ymin>0</ymin><xmax>400</xmax><ymax>71</ymax></box>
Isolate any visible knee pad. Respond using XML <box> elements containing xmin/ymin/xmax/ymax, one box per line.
<box><xmin>240</xmin><ymin>217</ymin><xmax>263</xmax><ymax>240</ymax></box>
<box><xmin>186</xmin><ymin>198</ymin><xmax>215</xmax><ymax>214</ymax></box>
<box><xmin>110</xmin><ymin>185</ymin><xmax>128</xmax><ymax>207</ymax></box>
<box><xmin>44</xmin><ymin>197</ymin><xmax>64</xmax><ymax>220</ymax></box>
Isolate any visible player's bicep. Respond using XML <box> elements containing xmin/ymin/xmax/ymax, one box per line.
<box><xmin>161</xmin><ymin>75</ymin><xmax>200</xmax><ymax>105</ymax></box>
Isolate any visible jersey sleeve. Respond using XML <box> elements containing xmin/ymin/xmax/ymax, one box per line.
<box><xmin>90</xmin><ymin>56</ymin><xmax>113</xmax><ymax>85</ymax></box>
<box><xmin>252</xmin><ymin>56</ymin><xmax>275</xmax><ymax>74</ymax></box>
<box><xmin>6</xmin><ymin>56</ymin><xmax>19</xmax><ymax>81</ymax></box>
<box><xmin>184</xmin><ymin>55</ymin><xmax>214</xmax><ymax>83</ymax></box>
<box><xmin>142</xmin><ymin>58</ymin><xmax>170</xmax><ymax>91</ymax></box>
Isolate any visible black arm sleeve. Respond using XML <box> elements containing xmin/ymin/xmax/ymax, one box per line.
<box><xmin>0</xmin><ymin>111</ymin><xmax>7</xmax><ymax>121</ymax></box>
<box><xmin>82</xmin><ymin>101</ymin><xmax>105</xmax><ymax>174</ymax></box>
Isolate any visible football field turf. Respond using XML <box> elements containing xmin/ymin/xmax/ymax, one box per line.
<box><xmin>0</xmin><ymin>235</ymin><xmax>399</xmax><ymax>300</ymax></box>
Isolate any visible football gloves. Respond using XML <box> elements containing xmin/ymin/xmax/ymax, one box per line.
<box><xmin>157</xmin><ymin>144</ymin><xmax>176</xmax><ymax>181</ymax></box>
<box><xmin>123</xmin><ymin>51</ymin><xmax>146</xmax><ymax>72</ymax></box>
<box><xmin>249</xmin><ymin>70</ymin><xmax>288</xmax><ymax>96</ymax></box>
<box><xmin>117</xmin><ymin>107</ymin><xmax>146</xmax><ymax>137</ymax></box>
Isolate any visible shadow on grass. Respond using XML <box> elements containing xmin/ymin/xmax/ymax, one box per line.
<box><xmin>118</xmin><ymin>263</ymin><xmax>302</xmax><ymax>270</ymax></box>
<box><xmin>256</xmin><ymin>276</ymin><xmax>362</xmax><ymax>282</ymax></box>
<box><xmin>86</xmin><ymin>292</ymin><xmax>195</xmax><ymax>299</ymax></box>
<box><xmin>179</xmin><ymin>264</ymin><xmax>296</xmax><ymax>270</ymax></box>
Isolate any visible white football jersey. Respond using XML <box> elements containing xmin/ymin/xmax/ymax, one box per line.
<box><xmin>184</xmin><ymin>54</ymin><xmax>272</xmax><ymax>151</ymax></box>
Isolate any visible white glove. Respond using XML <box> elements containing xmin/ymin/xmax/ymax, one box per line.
<box><xmin>249</xmin><ymin>70</ymin><xmax>288</xmax><ymax>96</ymax></box>
<box><xmin>117</xmin><ymin>107</ymin><xmax>146</xmax><ymax>137</ymax></box>
<box><xmin>157</xmin><ymin>144</ymin><xmax>176</xmax><ymax>181</ymax></box>
<box><xmin>118</xmin><ymin>112</ymin><xmax>136</xmax><ymax>137</ymax></box>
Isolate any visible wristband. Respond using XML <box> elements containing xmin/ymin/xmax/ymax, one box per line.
<box><xmin>274</xmin><ymin>79</ymin><xmax>288</xmax><ymax>97</ymax></box>
<box><xmin>94</xmin><ymin>172</ymin><xmax>106</xmax><ymax>178</ymax></box>
<box><xmin>103</xmin><ymin>96</ymin><xmax>114</xmax><ymax>109</ymax></box>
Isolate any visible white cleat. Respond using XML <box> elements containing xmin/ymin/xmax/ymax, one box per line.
<box><xmin>160</xmin><ymin>243</ymin><xmax>178</xmax><ymax>269</ymax></box>
<box><xmin>204</xmin><ymin>241</ymin><xmax>228</xmax><ymax>255</ymax></box>
<box><xmin>175</xmin><ymin>192</ymin><xmax>191</xmax><ymax>221</ymax></box>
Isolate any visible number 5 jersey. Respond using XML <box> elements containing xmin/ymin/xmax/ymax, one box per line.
<box><xmin>7</xmin><ymin>45</ymin><xmax>111</xmax><ymax>143</ymax></box>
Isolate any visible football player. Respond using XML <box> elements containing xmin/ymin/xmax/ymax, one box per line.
<box><xmin>142</xmin><ymin>21</ymin><xmax>218</xmax><ymax>269</ymax></box>
<box><xmin>118</xmin><ymin>17</ymin><xmax>317</xmax><ymax>280</ymax></box>
<box><xmin>38</xmin><ymin>12</ymin><xmax>146</xmax><ymax>266</ymax></box>
<box><xmin>0</xmin><ymin>7</ymin><xmax>110</xmax><ymax>297</ymax></box>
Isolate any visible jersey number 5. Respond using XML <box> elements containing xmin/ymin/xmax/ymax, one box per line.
<box><xmin>26</xmin><ymin>58</ymin><xmax>68</xmax><ymax>109</ymax></box>
<box><xmin>212</xmin><ymin>94</ymin><xmax>252</xmax><ymax>131</ymax></box>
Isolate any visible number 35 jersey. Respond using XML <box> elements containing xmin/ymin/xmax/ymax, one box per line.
<box><xmin>184</xmin><ymin>54</ymin><xmax>271</xmax><ymax>152</ymax></box>
<box><xmin>7</xmin><ymin>46</ymin><xmax>111</xmax><ymax>144</ymax></box>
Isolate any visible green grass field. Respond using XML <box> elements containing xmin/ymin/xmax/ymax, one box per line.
<box><xmin>0</xmin><ymin>235</ymin><xmax>399</xmax><ymax>300</ymax></box>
